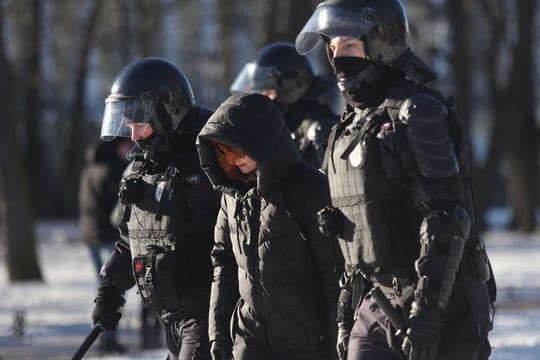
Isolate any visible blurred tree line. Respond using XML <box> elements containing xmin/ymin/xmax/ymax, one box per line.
<box><xmin>0</xmin><ymin>0</ymin><xmax>538</xmax><ymax>281</ymax></box>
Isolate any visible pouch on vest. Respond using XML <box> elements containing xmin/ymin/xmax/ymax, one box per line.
<box><xmin>133</xmin><ymin>245</ymin><xmax>183</xmax><ymax>315</ymax></box>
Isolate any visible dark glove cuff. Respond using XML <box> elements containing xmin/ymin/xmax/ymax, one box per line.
<box><xmin>95</xmin><ymin>278</ymin><xmax>125</xmax><ymax>307</ymax></box>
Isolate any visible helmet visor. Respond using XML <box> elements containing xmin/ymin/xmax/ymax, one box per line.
<box><xmin>230</xmin><ymin>63</ymin><xmax>278</xmax><ymax>94</ymax></box>
<box><xmin>100</xmin><ymin>98</ymin><xmax>155</xmax><ymax>141</ymax></box>
<box><xmin>295</xmin><ymin>5</ymin><xmax>379</xmax><ymax>54</ymax></box>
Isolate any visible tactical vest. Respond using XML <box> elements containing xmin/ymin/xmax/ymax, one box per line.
<box><xmin>325</xmin><ymin>105</ymin><xmax>422</xmax><ymax>273</ymax></box>
<box><xmin>121</xmin><ymin>159</ymin><xmax>194</xmax><ymax>316</ymax></box>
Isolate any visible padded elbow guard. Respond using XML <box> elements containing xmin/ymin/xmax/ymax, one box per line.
<box><xmin>400</xmin><ymin>94</ymin><xmax>459</xmax><ymax>178</ymax></box>
<box><xmin>414</xmin><ymin>205</ymin><xmax>471</xmax><ymax>309</ymax></box>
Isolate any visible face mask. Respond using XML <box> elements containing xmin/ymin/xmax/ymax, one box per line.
<box><xmin>332</xmin><ymin>57</ymin><xmax>380</xmax><ymax>91</ymax></box>
<box><xmin>135</xmin><ymin>133</ymin><xmax>170</xmax><ymax>162</ymax></box>
<box><xmin>331</xmin><ymin>57</ymin><xmax>403</xmax><ymax>108</ymax></box>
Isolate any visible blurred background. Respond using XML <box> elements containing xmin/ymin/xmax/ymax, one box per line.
<box><xmin>0</xmin><ymin>0</ymin><xmax>540</xmax><ymax>359</ymax></box>
<box><xmin>0</xmin><ymin>0</ymin><xmax>539</xmax><ymax>358</ymax></box>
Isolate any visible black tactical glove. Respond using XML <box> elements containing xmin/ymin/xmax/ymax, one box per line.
<box><xmin>92</xmin><ymin>279</ymin><xmax>125</xmax><ymax>331</ymax></box>
<box><xmin>402</xmin><ymin>301</ymin><xmax>442</xmax><ymax>360</ymax></box>
<box><xmin>336</xmin><ymin>324</ymin><xmax>350</xmax><ymax>360</ymax></box>
<box><xmin>210</xmin><ymin>340</ymin><xmax>230</xmax><ymax>360</ymax></box>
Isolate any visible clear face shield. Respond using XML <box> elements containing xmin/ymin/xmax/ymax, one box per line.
<box><xmin>295</xmin><ymin>5</ymin><xmax>379</xmax><ymax>55</ymax></box>
<box><xmin>100</xmin><ymin>94</ymin><xmax>157</xmax><ymax>141</ymax></box>
<box><xmin>230</xmin><ymin>62</ymin><xmax>279</xmax><ymax>95</ymax></box>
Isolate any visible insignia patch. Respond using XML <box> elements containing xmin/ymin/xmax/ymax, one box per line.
<box><xmin>184</xmin><ymin>174</ymin><xmax>201</xmax><ymax>185</ymax></box>
<box><xmin>155</xmin><ymin>180</ymin><xmax>167</xmax><ymax>202</ymax></box>
<box><xmin>348</xmin><ymin>142</ymin><xmax>365</xmax><ymax>168</ymax></box>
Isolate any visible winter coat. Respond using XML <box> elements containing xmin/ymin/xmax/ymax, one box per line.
<box><xmin>79</xmin><ymin>139</ymin><xmax>128</xmax><ymax>247</ymax></box>
<box><xmin>197</xmin><ymin>93</ymin><xmax>341</xmax><ymax>357</ymax></box>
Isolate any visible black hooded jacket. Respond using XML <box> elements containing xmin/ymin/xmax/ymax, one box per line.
<box><xmin>197</xmin><ymin>94</ymin><xmax>341</xmax><ymax>355</ymax></box>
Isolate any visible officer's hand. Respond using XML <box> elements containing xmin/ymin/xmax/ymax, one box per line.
<box><xmin>402</xmin><ymin>301</ymin><xmax>441</xmax><ymax>360</ymax></box>
<box><xmin>336</xmin><ymin>325</ymin><xmax>350</xmax><ymax>360</ymax></box>
<box><xmin>91</xmin><ymin>279</ymin><xmax>125</xmax><ymax>331</ymax></box>
<box><xmin>210</xmin><ymin>341</ymin><xmax>229</xmax><ymax>360</ymax></box>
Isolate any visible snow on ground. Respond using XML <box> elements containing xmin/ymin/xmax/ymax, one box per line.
<box><xmin>0</xmin><ymin>221</ymin><xmax>539</xmax><ymax>359</ymax></box>
<box><xmin>484</xmin><ymin>231</ymin><xmax>540</xmax><ymax>360</ymax></box>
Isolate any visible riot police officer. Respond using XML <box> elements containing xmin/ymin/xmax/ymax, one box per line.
<box><xmin>296</xmin><ymin>1</ymin><xmax>495</xmax><ymax>359</ymax></box>
<box><xmin>230</xmin><ymin>42</ymin><xmax>339</xmax><ymax>169</ymax></box>
<box><xmin>92</xmin><ymin>57</ymin><xmax>220</xmax><ymax>360</ymax></box>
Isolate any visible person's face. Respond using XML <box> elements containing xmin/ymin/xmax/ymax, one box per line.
<box><xmin>261</xmin><ymin>88</ymin><xmax>278</xmax><ymax>101</ymax></box>
<box><xmin>215</xmin><ymin>143</ymin><xmax>258</xmax><ymax>175</ymax></box>
<box><xmin>127</xmin><ymin>123</ymin><xmax>154</xmax><ymax>142</ymax></box>
<box><xmin>234</xmin><ymin>153</ymin><xmax>258</xmax><ymax>174</ymax></box>
<box><xmin>329</xmin><ymin>36</ymin><xmax>367</xmax><ymax>59</ymax></box>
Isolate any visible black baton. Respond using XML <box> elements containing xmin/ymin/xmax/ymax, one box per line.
<box><xmin>71</xmin><ymin>323</ymin><xmax>105</xmax><ymax>360</ymax></box>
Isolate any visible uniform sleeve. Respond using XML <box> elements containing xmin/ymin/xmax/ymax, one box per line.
<box><xmin>208</xmin><ymin>194</ymin><xmax>238</xmax><ymax>347</ymax></box>
<box><xmin>397</xmin><ymin>94</ymin><xmax>463</xmax><ymax>213</ymax></box>
<box><xmin>400</xmin><ymin>94</ymin><xmax>471</xmax><ymax>310</ymax></box>
<box><xmin>99</xmin><ymin>239</ymin><xmax>135</xmax><ymax>292</ymax></box>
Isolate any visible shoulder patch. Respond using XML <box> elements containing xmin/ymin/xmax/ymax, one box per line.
<box><xmin>184</xmin><ymin>174</ymin><xmax>202</xmax><ymax>185</ymax></box>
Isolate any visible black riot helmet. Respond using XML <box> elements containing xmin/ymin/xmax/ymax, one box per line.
<box><xmin>295</xmin><ymin>0</ymin><xmax>436</xmax><ymax>83</ymax></box>
<box><xmin>100</xmin><ymin>57</ymin><xmax>196</xmax><ymax>141</ymax></box>
<box><xmin>230</xmin><ymin>42</ymin><xmax>314</xmax><ymax>105</ymax></box>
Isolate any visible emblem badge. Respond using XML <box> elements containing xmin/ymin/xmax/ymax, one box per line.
<box><xmin>348</xmin><ymin>142</ymin><xmax>364</xmax><ymax>167</ymax></box>
<box><xmin>184</xmin><ymin>174</ymin><xmax>201</xmax><ymax>185</ymax></box>
<box><xmin>155</xmin><ymin>180</ymin><xmax>167</xmax><ymax>202</ymax></box>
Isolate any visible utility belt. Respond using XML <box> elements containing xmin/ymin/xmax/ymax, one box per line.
<box><xmin>369</xmin><ymin>271</ymin><xmax>416</xmax><ymax>297</ymax></box>
<box><xmin>133</xmin><ymin>244</ymin><xmax>205</xmax><ymax>323</ymax></box>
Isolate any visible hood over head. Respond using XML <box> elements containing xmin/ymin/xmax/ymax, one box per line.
<box><xmin>197</xmin><ymin>93</ymin><xmax>301</xmax><ymax>196</ymax></box>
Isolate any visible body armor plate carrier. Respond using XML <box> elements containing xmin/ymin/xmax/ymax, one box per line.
<box><xmin>121</xmin><ymin>160</ymin><xmax>193</xmax><ymax>319</ymax></box>
<box><xmin>325</xmin><ymin>107</ymin><xmax>421</xmax><ymax>272</ymax></box>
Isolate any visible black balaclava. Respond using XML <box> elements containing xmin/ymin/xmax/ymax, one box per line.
<box><xmin>331</xmin><ymin>56</ymin><xmax>404</xmax><ymax>108</ymax></box>
<box><xmin>134</xmin><ymin>133</ymin><xmax>171</xmax><ymax>163</ymax></box>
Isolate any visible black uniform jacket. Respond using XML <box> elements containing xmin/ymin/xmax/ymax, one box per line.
<box><xmin>101</xmin><ymin>107</ymin><xmax>221</xmax><ymax>300</ymax></box>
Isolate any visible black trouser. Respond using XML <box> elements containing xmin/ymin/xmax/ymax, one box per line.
<box><xmin>347</xmin><ymin>274</ymin><xmax>492</xmax><ymax>360</ymax></box>
<box><xmin>165</xmin><ymin>317</ymin><xmax>210</xmax><ymax>360</ymax></box>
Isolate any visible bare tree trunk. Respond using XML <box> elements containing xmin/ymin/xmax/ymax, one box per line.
<box><xmin>473</xmin><ymin>0</ymin><xmax>509</xmax><ymax>232</ymax></box>
<box><xmin>63</xmin><ymin>0</ymin><xmax>104</xmax><ymax>216</ymax></box>
<box><xmin>446</xmin><ymin>0</ymin><xmax>472</xmax><ymax>122</ymax></box>
<box><xmin>134</xmin><ymin>0</ymin><xmax>162</xmax><ymax>56</ymax></box>
<box><xmin>218</xmin><ymin>0</ymin><xmax>235</xmax><ymax>89</ymax></box>
<box><xmin>284</xmin><ymin>0</ymin><xmax>315</xmax><ymax>42</ymax></box>
<box><xmin>20</xmin><ymin>0</ymin><xmax>43</xmax><ymax>216</ymax></box>
<box><xmin>506</xmin><ymin>0</ymin><xmax>538</xmax><ymax>232</ymax></box>
<box><xmin>119</xmin><ymin>0</ymin><xmax>134</xmax><ymax>64</ymax></box>
<box><xmin>0</xmin><ymin>9</ymin><xmax>42</xmax><ymax>282</ymax></box>
<box><xmin>263</xmin><ymin>1</ymin><xmax>279</xmax><ymax>44</ymax></box>
<box><xmin>446</xmin><ymin>0</ymin><xmax>486</xmax><ymax>230</ymax></box>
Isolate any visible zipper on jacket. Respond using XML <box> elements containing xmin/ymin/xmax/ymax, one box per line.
<box><xmin>247</xmin><ymin>196</ymin><xmax>275</xmax><ymax>350</ymax></box>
